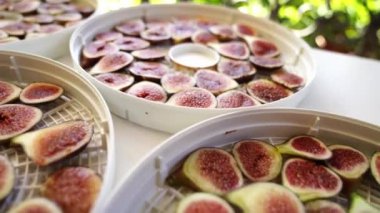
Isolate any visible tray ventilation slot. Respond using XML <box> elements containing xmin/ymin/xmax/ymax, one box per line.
<box><xmin>9</xmin><ymin>56</ymin><xmax>25</xmax><ymax>86</ymax></box>
<box><xmin>307</xmin><ymin>116</ymin><xmax>320</xmax><ymax>136</ymax></box>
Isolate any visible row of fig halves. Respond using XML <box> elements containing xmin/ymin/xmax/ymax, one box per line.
<box><xmin>0</xmin><ymin>0</ymin><xmax>95</xmax><ymax>43</ymax></box>
<box><xmin>0</xmin><ymin>80</ymin><xmax>101</xmax><ymax>213</ymax></box>
<box><xmin>167</xmin><ymin>135</ymin><xmax>380</xmax><ymax>213</ymax></box>
<box><xmin>80</xmin><ymin>18</ymin><xmax>304</xmax><ymax>108</ymax></box>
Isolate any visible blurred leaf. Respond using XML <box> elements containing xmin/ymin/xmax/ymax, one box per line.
<box><xmin>367</xmin><ymin>0</ymin><xmax>380</xmax><ymax>13</ymax></box>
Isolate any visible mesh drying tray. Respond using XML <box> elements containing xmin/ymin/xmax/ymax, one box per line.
<box><xmin>102</xmin><ymin>108</ymin><xmax>380</xmax><ymax>212</ymax></box>
<box><xmin>0</xmin><ymin>51</ymin><xmax>115</xmax><ymax>212</ymax></box>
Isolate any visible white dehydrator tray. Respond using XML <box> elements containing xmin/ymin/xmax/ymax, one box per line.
<box><xmin>0</xmin><ymin>51</ymin><xmax>114</xmax><ymax>212</ymax></box>
<box><xmin>0</xmin><ymin>0</ymin><xmax>99</xmax><ymax>59</ymax></box>
<box><xmin>70</xmin><ymin>3</ymin><xmax>316</xmax><ymax>133</ymax></box>
<box><xmin>102</xmin><ymin>108</ymin><xmax>380</xmax><ymax>213</ymax></box>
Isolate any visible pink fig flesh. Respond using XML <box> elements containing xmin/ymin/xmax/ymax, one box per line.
<box><xmin>0</xmin><ymin>155</ymin><xmax>14</xmax><ymax>200</ymax></box>
<box><xmin>217</xmin><ymin>58</ymin><xmax>256</xmax><ymax>81</ymax></box>
<box><xmin>23</xmin><ymin>14</ymin><xmax>55</xmax><ymax>24</ymax></box>
<box><xmin>247</xmin><ymin>38</ymin><xmax>280</xmax><ymax>58</ymax></box>
<box><xmin>371</xmin><ymin>152</ymin><xmax>380</xmax><ymax>185</ymax></box>
<box><xmin>20</xmin><ymin>82</ymin><xmax>63</xmax><ymax>104</ymax></box>
<box><xmin>126</xmin><ymin>81</ymin><xmax>167</xmax><ymax>102</ymax></box>
<box><xmin>37</xmin><ymin>3</ymin><xmax>65</xmax><ymax>15</ymax></box>
<box><xmin>271</xmin><ymin>69</ymin><xmax>305</xmax><ymax>89</ymax></box>
<box><xmin>0</xmin><ymin>81</ymin><xmax>21</xmax><ymax>105</ymax></box>
<box><xmin>82</xmin><ymin>40</ymin><xmax>119</xmax><ymax>59</ymax></box>
<box><xmin>8</xmin><ymin>198</ymin><xmax>62</xmax><ymax>213</ymax></box>
<box><xmin>195</xmin><ymin>69</ymin><xmax>238</xmax><ymax>95</ymax></box>
<box><xmin>94</xmin><ymin>31</ymin><xmax>123</xmax><ymax>42</ymax></box>
<box><xmin>129</xmin><ymin>62</ymin><xmax>169</xmax><ymax>80</ymax></box>
<box><xmin>38</xmin><ymin>24</ymin><xmax>64</xmax><ymax>34</ymax></box>
<box><xmin>209</xmin><ymin>42</ymin><xmax>250</xmax><ymax>60</ymax></box>
<box><xmin>192</xmin><ymin>30</ymin><xmax>218</xmax><ymax>44</ymax></box>
<box><xmin>209</xmin><ymin>25</ymin><xmax>237</xmax><ymax>41</ymax></box>
<box><xmin>115</xmin><ymin>19</ymin><xmax>145</xmax><ymax>36</ymax></box>
<box><xmin>131</xmin><ymin>48</ymin><xmax>167</xmax><ymax>60</ymax></box>
<box><xmin>217</xmin><ymin>90</ymin><xmax>260</xmax><ymax>108</ymax></box>
<box><xmin>112</xmin><ymin>36</ymin><xmax>150</xmax><ymax>52</ymax></box>
<box><xmin>249</xmin><ymin>56</ymin><xmax>284</xmax><ymax>70</ymax></box>
<box><xmin>247</xmin><ymin>79</ymin><xmax>293</xmax><ymax>103</ymax></box>
<box><xmin>140</xmin><ymin>26</ymin><xmax>171</xmax><ymax>42</ymax></box>
<box><xmin>177</xmin><ymin>193</ymin><xmax>234</xmax><ymax>213</ymax></box>
<box><xmin>161</xmin><ymin>72</ymin><xmax>196</xmax><ymax>94</ymax></box>
<box><xmin>305</xmin><ymin>200</ymin><xmax>345</xmax><ymax>213</ymax></box>
<box><xmin>55</xmin><ymin>12</ymin><xmax>83</xmax><ymax>23</ymax></box>
<box><xmin>170</xmin><ymin>21</ymin><xmax>198</xmax><ymax>42</ymax></box>
<box><xmin>89</xmin><ymin>51</ymin><xmax>134</xmax><ymax>75</ymax></box>
<box><xmin>9</xmin><ymin>0</ymin><xmax>40</xmax><ymax>14</ymax></box>
<box><xmin>233</xmin><ymin>23</ymin><xmax>256</xmax><ymax>38</ymax></box>
<box><xmin>167</xmin><ymin>88</ymin><xmax>217</xmax><ymax>108</ymax></box>
<box><xmin>95</xmin><ymin>73</ymin><xmax>134</xmax><ymax>90</ymax></box>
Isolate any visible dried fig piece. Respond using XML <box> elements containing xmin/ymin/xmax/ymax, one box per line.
<box><xmin>82</xmin><ymin>40</ymin><xmax>119</xmax><ymax>59</ymax></box>
<box><xmin>126</xmin><ymin>81</ymin><xmax>167</xmax><ymax>102</ymax></box>
<box><xmin>0</xmin><ymin>0</ymin><xmax>10</xmax><ymax>11</ymax></box>
<box><xmin>170</xmin><ymin>148</ymin><xmax>243</xmax><ymax>195</ymax></box>
<box><xmin>46</xmin><ymin>0</ymin><xmax>70</xmax><ymax>4</ymax></box>
<box><xmin>194</xmin><ymin>19</ymin><xmax>218</xmax><ymax>30</ymax></box>
<box><xmin>0</xmin><ymin>104</ymin><xmax>42</xmax><ymax>141</ymax></box>
<box><xmin>95</xmin><ymin>73</ymin><xmax>134</xmax><ymax>90</ymax></box>
<box><xmin>23</xmin><ymin>14</ymin><xmax>54</xmax><ymax>24</ymax></box>
<box><xmin>249</xmin><ymin>55</ymin><xmax>284</xmax><ymax>70</ymax></box>
<box><xmin>129</xmin><ymin>62</ymin><xmax>169</xmax><ymax>81</ymax></box>
<box><xmin>167</xmin><ymin>88</ymin><xmax>217</xmax><ymax>108</ymax></box>
<box><xmin>2</xmin><ymin>22</ymin><xmax>39</xmax><ymax>37</ymax></box>
<box><xmin>247</xmin><ymin>79</ymin><xmax>293</xmax><ymax>103</ymax></box>
<box><xmin>8</xmin><ymin>198</ymin><xmax>62</xmax><ymax>213</ymax></box>
<box><xmin>89</xmin><ymin>51</ymin><xmax>134</xmax><ymax>75</ymax></box>
<box><xmin>370</xmin><ymin>152</ymin><xmax>380</xmax><ymax>185</ymax></box>
<box><xmin>170</xmin><ymin>21</ymin><xmax>198</xmax><ymax>43</ymax></box>
<box><xmin>305</xmin><ymin>200</ymin><xmax>345</xmax><ymax>213</ymax></box>
<box><xmin>277</xmin><ymin>135</ymin><xmax>332</xmax><ymax>160</ymax></box>
<box><xmin>209</xmin><ymin>42</ymin><xmax>249</xmax><ymax>60</ymax></box>
<box><xmin>217</xmin><ymin>90</ymin><xmax>260</xmax><ymax>108</ymax></box>
<box><xmin>282</xmin><ymin>158</ymin><xmax>343</xmax><ymax>201</ymax></box>
<box><xmin>140</xmin><ymin>27</ymin><xmax>171</xmax><ymax>42</ymax></box>
<box><xmin>9</xmin><ymin>0</ymin><xmax>40</xmax><ymax>14</ymax></box>
<box><xmin>176</xmin><ymin>193</ymin><xmax>234</xmax><ymax>213</ymax></box>
<box><xmin>115</xmin><ymin>19</ymin><xmax>145</xmax><ymax>36</ymax></box>
<box><xmin>131</xmin><ymin>48</ymin><xmax>167</xmax><ymax>60</ymax></box>
<box><xmin>112</xmin><ymin>36</ymin><xmax>150</xmax><ymax>52</ymax></box>
<box><xmin>37</xmin><ymin>3</ymin><xmax>66</xmax><ymax>15</ymax></box>
<box><xmin>0</xmin><ymin>81</ymin><xmax>21</xmax><ymax>105</ymax></box>
<box><xmin>245</xmin><ymin>37</ymin><xmax>280</xmax><ymax>58</ymax></box>
<box><xmin>38</xmin><ymin>24</ymin><xmax>64</xmax><ymax>34</ymax></box>
<box><xmin>161</xmin><ymin>72</ymin><xmax>195</xmax><ymax>94</ymax></box>
<box><xmin>226</xmin><ymin>182</ymin><xmax>304</xmax><ymax>213</ymax></box>
<box><xmin>12</xmin><ymin>120</ymin><xmax>93</xmax><ymax>166</ymax></box>
<box><xmin>349</xmin><ymin>193</ymin><xmax>378</xmax><ymax>213</ymax></box>
<box><xmin>209</xmin><ymin>25</ymin><xmax>237</xmax><ymax>41</ymax></box>
<box><xmin>191</xmin><ymin>30</ymin><xmax>218</xmax><ymax>45</ymax></box>
<box><xmin>0</xmin><ymin>11</ymin><xmax>23</xmax><ymax>28</ymax></box>
<box><xmin>20</xmin><ymin>82</ymin><xmax>63</xmax><ymax>104</ymax></box>
<box><xmin>271</xmin><ymin>69</ymin><xmax>305</xmax><ymax>89</ymax></box>
<box><xmin>0</xmin><ymin>155</ymin><xmax>14</xmax><ymax>200</ymax></box>
<box><xmin>326</xmin><ymin>145</ymin><xmax>369</xmax><ymax>180</ymax></box>
<box><xmin>217</xmin><ymin>58</ymin><xmax>256</xmax><ymax>82</ymax></box>
<box><xmin>55</xmin><ymin>12</ymin><xmax>82</xmax><ymax>23</ymax></box>
<box><xmin>232</xmin><ymin>139</ymin><xmax>282</xmax><ymax>181</ymax></box>
<box><xmin>74</xmin><ymin>4</ymin><xmax>95</xmax><ymax>17</ymax></box>
<box><xmin>233</xmin><ymin>23</ymin><xmax>256</xmax><ymax>38</ymax></box>
<box><xmin>42</xmin><ymin>167</ymin><xmax>102</xmax><ymax>213</ymax></box>
<box><xmin>94</xmin><ymin>31</ymin><xmax>123</xmax><ymax>42</ymax></box>
<box><xmin>195</xmin><ymin>69</ymin><xmax>238</xmax><ymax>95</ymax></box>
<box><xmin>145</xmin><ymin>19</ymin><xmax>171</xmax><ymax>30</ymax></box>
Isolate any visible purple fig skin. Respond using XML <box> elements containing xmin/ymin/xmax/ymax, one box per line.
<box><xmin>37</xmin><ymin>3</ymin><xmax>66</xmax><ymax>15</ymax></box>
<box><xmin>167</xmin><ymin>88</ymin><xmax>217</xmax><ymax>108</ymax></box>
<box><xmin>126</xmin><ymin>81</ymin><xmax>167</xmax><ymax>103</ymax></box>
<box><xmin>82</xmin><ymin>40</ymin><xmax>119</xmax><ymax>59</ymax></box>
<box><xmin>94</xmin><ymin>31</ymin><xmax>123</xmax><ymax>42</ymax></box>
<box><xmin>0</xmin><ymin>155</ymin><xmax>14</xmax><ymax>201</ymax></box>
<box><xmin>161</xmin><ymin>72</ymin><xmax>196</xmax><ymax>94</ymax></box>
<box><xmin>271</xmin><ymin>69</ymin><xmax>305</xmax><ymax>89</ymax></box>
<box><xmin>89</xmin><ymin>51</ymin><xmax>134</xmax><ymax>75</ymax></box>
<box><xmin>209</xmin><ymin>25</ymin><xmax>237</xmax><ymax>41</ymax></box>
<box><xmin>217</xmin><ymin>90</ymin><xmax>261</xmax><ymax>108</ymax></box>
<box><xmin>170</xmin><ymin>21</ymin><xmax>198</xmax><ymax>43</ymax></box>
<box><xmin>8</xmin><ymin>198</ymin><xmax>63</xmax><ymax>213</ymax></box>
<box><xmin>20</xmin><ymin>82</ymin><xmax>63</xmax><ymax>104</ymax></box>
<box><xmin>217</xmin><ymin>58</ymin><xmax>256</xmax><ymax>82</ymax></box>
<box><xmin>140</xmin><ymin>26</ymin><xmax>171</xmax><ymax>42</ymax></box>
<box><xmin>74</xmin><ymin>4</ymin><xmax>95</xmax><ymax>17</ymax></box>
<box><xmin>305</xmin><ymin>200</ymin><xmax>345</xmax><ymax>213</ymax></box>
<box><xmin>249</xmin><ymin>55</ymin><xmax>284</xmax><ymax>70</ymax></box>
<box><xmin>0</xmin><ymin>81</ymin><xmax>21</xmax><ymax>105</ymax></box>
<box><xmin>95</xmin><ymin>73</ymin><xmax>134</xmax><ymax>90</ymax></box>
<box><xmin>129</xmin><ymin>62</ymin><xmax>169</xmax><ymax>81</ymax></box>
<box><xmin>209</xmin><ymin>42</ymin><xmax>250</xmax><ymax>60</ymax></box>
<box><xmin>191</xmin><ymin>30</ymin><xmax>219</xmax><ymax>45</ymax></box>
<box><xmin>112</xmin><ymin>36</ymin><xmax>150</xmax><ymax>52</ymax></box>
<box><xmin>23</xmin><ymin>14</ymin><xmax>55</xmax><ymax>24</ymax></box>
<box><xmin>247</xmin><ymin>79</ymin><xmax>293</xmax><ymax>103</ymax></box>
<box><xmin>177</xmin><ymin>193</ymin><xmax>234</xmax><ymax>213</ymax></box>
<box><xmin>131</xmin><ymin>48</ymin><xmax>167</xmax><ymax>60</ymax></box>
<box><xmin>195</xmin><ymin>69</ymin><xmax>238</xmax><ymax>95</ymax></box>
<box><xmin>8</xmin><ymin>0</ymin><xmax>40</xmax><ymax>14</ymax></box>
<box><xmin>115</xmin><ymin>19</ymin><xmax>145</xmax><ymax>36</ymax></box>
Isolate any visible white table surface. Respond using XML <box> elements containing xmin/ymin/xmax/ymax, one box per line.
<box><xmin>60</xmin><ymin>48</ymin><xmax>380</xmax><ymax>186</ymax></box>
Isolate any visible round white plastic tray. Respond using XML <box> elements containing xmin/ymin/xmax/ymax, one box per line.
<box><xmin>0</xmin><ymin>51</ymin><xmax>114</xmax><ymax>212</ymax></box>
<box><xmin>0</xmin><ymin>0</ymin><xmax>99</xmax><ymax>59</ymax></box>
<box><xmin>102</xmin><ymin>108</ymin><xmax>380</xmax><ymax>212</ymax></box>
<box><xmin>70</xmin><ymin>3</ymin><xmax>316</xmax><ymax>133</ymax></box>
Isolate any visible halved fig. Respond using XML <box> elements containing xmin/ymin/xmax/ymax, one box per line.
<box><xmin>191</xmin><ymin>30</ymin><xmax>218</xmax><ymax>45</ymax></box>
<box><xmin>0</xmin><ymin>155</ymin><xmax>14</xmax><ymax>200</ymax></box>
<box><xmin>2</xmin><ymin>22</ymin><xmax>39</xmax><ymax>37</ymax></box>
<box><xmin>271</xmin><ymin>69</ymin><xmax>305</xmax><ymax>89</ymax></box>
<box><xmin>233</xmin><ymin>23</ymin><xmax>256</xmax><ymax>38</ymax></box>
<box><xmin>74</xmin><ymin>4</ymin><xmax>95</xmax><ymax>17</ymax></box>
<box><xmin>20</xmin><ymin>82</ymin><xmax>63</xmax><ymax>104</ymax></box>
<box><xmin>349</xmin><ymin>193</ymin><xmax>378</xmax><ymax>213</ymax></box>
<box><xmin>38</xmin><ymin>24</ymin><xmax>64</xmax><ymax>34</ymax></box>
<box><xmin>129</xmin><ymin>62</ymin><xmax>169</xmax><ymax>80</ymax></box>
<box><xmin>161</xmin><ymin>72</ymin><xmax>196</xmax><ymax>94</ymax></box>
<box><xmin>55</xmin><ymin>12</ymin><xmax>82</xmax><ymax>23</ymax></box>
<box><xmin>37</xmin><ymin>3</ymin><xmax>66</xmax><ymax>15</ymax></box>
<box><xmin>167</xmin><ymin>88</ymin><xmax>217</xmax><ymax>108</ymax></box>
<box><xmin>232</xmin><ymin>139</ymin><xmax>282</xmax><ymax>181</ymax></box>
<box><xmin>170</xmin><ymin>21</ymin><xmax>198</xmax><ymax>43</ymax></box>
<box><xmin>94</xmin><ymin>31</ymin><xmax>123</xmax><ymax>42</ymax></box>
<box><xmin>209</xmin><ymin>42</ymin><xmax>249</xmax><ymax>60</ymax></box>
<box><xmin>0</xmin><ymin>81</ymin><xmax>21</xmax><ymax>105</ymax></box>
<box><xmin>115</xmin><ymin>19</ymin><xmax>145</xmax><ymax>36</ymax></box>
<box><xmin>47</xmin><ymin>0</ymin><xmax>70</xmax><ymax>3</ymax></box>
<box><xmin>277</xmin><ymin>135</ymin><xmax>332</xmax><ymax>160</ymax></box>
<box><xmin>217</xmin><ymin>90</ymin><xmax>260</xmax><ymax>108</ymax></box>
<box><xmin>131</xmin><ymin>48</ymin><xmax>167</xmax><ymax>60</ymax></box>
<box><xmin>170</xmin><ymin>148</ymin><xmax>243</xmax><ymax>195</ymax></box>
<box><xmin>89</xmin><ymin>51</ymin><xmax>134</xmax><ymax>75</ymax></box>
<box><xmin>209</xmin><ymin>25</ymin><xmax>237</xmax><ymax>41</ymax></box>
<box><xmin>282</xmin><ymin>158</ymin><xmax>343</xmax><ymax>201</ymax></box>
<box><xmin>126</xmin><ymin>81</ymin><xmax>167</xmax><ymax>102</ymax></box>
<box><xmin>226</xmin><ymin>182</ymin><xmax>304</xmax><ymax>213</ymax></box>
<box><xmin>247</xmin><ymin>79</ymin><xmax>293</xmax><ymax>103</ymax></box>
<box><xmin>42</xmin><ymin>167</ymin><xmax>102</xmax><ymax>213</ymax></box>
<box><xmin>12</xmin><ymin>120</ymin><xmax>93</xmax><ymax>166</ymax></box>
<box><xmin>112</xmin><ymin>36</ymin><xmax>150</xmax><ymax>52</ymax></box>
<box><xmin>195</xmin><ymin>69</ymin><xmax>238</xmax><ymax>95</ymax></box>
<box><xmin>9</xmin><ymin>0</ymin><xmax>40</xmax><ymax>14</ymax></box>
<box><xmin>245</xmin><ymin>37</ymin><xmax>280</xmax><ymax>58</ymax></box>
<box><xmin>23</xmin><ymin>14</ymin><xmax>55</xmax><ymax>24</ymax></box>
<box><xmin>176</xmin><ymin>193</ymin><xmax>234</xmax><ymax>213</ymax></box>
<box><xmin>305</xmin><ymin>200</ymin><xmax>345</xmax><ymax>213</ymax></box>
<box><xmin>0</xmin><ymin>0</ymin><xmax>10</xmax><ymax>11</ymax></box>
<box><xmin>0</xmin><ymin>104</ymin><xmax>42</xmax><ymax>141</ymax></box>
<box><xmin>370</xmin><ymin>152</ymin><xmax>380</xmax><ymax>185</ymax></box>
<box><xmin>249</xmin><ymin>55</ymin><xmax>284</xmax><ymax>70</ymax></box>
<box><xmin>195</xmin><ymin>19</ymin><xmax>218</xmax><ymax>30</ymax></box>
<box><xmin>326</xmin><ymin>145</ymin><xmax>369</xmax><ymax>180</ymax></box>
<box><xmin>95</xmin><ymin>73</ymin><xmax>134</xmax><ymax>90</ymax></box>
<box><xmin>8</xmin><ymin>197</ymin><xmax>62</xmax><ymax>213</ymax></box>
<box><xmin>217</xmin><ymin>58</ymin><xmax>256</xmax><ymax>82</ymax></box>
<box><xmin>0</xmin><ymin>11</ymin><xmax>23</xmax><ymax>28</ymax></box>
<box><xmin>82</xmin><ymin>40</ymin><xmax>119</xmax><ymax>59</ymax></box>
<box><xmin>140</xmin><ymin>26</ymin><xmax>171</xmax><ymax>42</ymax></box>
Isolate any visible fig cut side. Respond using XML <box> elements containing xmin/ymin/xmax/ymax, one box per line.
<box><xmin>20</xmin><ymin>82</ymin><xmax>63</xmax><ymax>104</ymax></box>
<box><xmin>12</xmin><ymin>120</ymin><xmax>93</xmax><ymax>166</ymax></box>
<box><xmin>170</xmin><ymin>148</ymin><xmax>243</xmax><ymax>195</ymax></box>
<box><xmin>277</xmin><ymin>135</ymin><xmax>332</xmax><ymax>160</ymax></box>
<box><xmin>8</xmin><ymin>197</ymin><xmax>62</xmax><ymax>213</ymax></box>
<box><xmin>233</xmin><ymin>23</ymin><xmax>256</xmax><ymax>38</ymax></box>
<box><xmin>0</xmin><ymin>81</ymin><xmax>21</xmax><ymax>105</ymax></box>
<box><xmin>217</xmin><ymin>58</ymin><xmax>256</xmax><ymax>82</ymax></box>
<box><xmin>129</xmin><ymin>62</ymin><xmax>169</xmax><ymax>81</ymax></box>
<box><xmin>195</xmin><ymin>69</ymin><xmax>238</xmax><ymax>95</ymax></box>
<box><xmin>161</xmin><ymin>72</ymin><xmax>196</xmax><ymax>94</ymax></box>
<box><xmin>271</xmin><ymin>69</ymin><xmax>305</xmax><ymax>89</ymax></box>
<box><xmin>192</xmin><ymin>30</ymin><xmax>218</xmax><ymax>45</ymax></box>
<box><xmin>140</xmin><ymin>26</ymin><xmax>171</xmax><ymax>42</ymax></box>
<box><xmin>131</xmin><ymin>48</ymin><xmax>167</xmax><ymax>60</ymax></box>
<box><xmin>94</xmin><ymin>31</ymin><xmax>123</xmax><ymax>42</ymax></box>
<box><xmin>42</xmin><ymin>167</ymin><xmax>102</xmax><ymax>213</ymax></box>
<box><xmin>326</xmin><ymin>145</ymin><xmax>369</xmax><ymax>180</ymax></box>
<box><xmin>226</xmin><ymin>182</ymin><xmax>304</xmax><ymax>213</ymax></box>
<box><xmin>249</xmin><ymin>55</ymin><xmax>284</xmax><ymax>70</ymax></box>
<box><xmin>126</xmin><ymin>81</ymin><xmax>167</xmax><ymax>103</ymax></box>
<box><xmin>216</xmin><ymin>90</ymin><xmax>261</xmax><ymax>108</ymax></box>
<box><xmin>282</xmin><ymin>158</ymin><xmax>343</xmax><ymax>201</ymax></box>
<box><xmin>305</xmin><ymin>200</ymin><xmax>345</xmax><ymax>213</ymax></box>
<box><xmin>209</xmin><ymin>42</ymin><xmax>249</xmax><ymax>60</ymax></box>
<box><xmin>89</xmin><ymin>51</ymin><xmax>134</xmax><ymax>75</ymax></box>
<box><xmin>170</xmin><ymin>21</ymin><xmax>198</xmax><ymax>43</ymax></box>
<box><xmin>0</xmin><ymin>104</ymin><xmax>42</xmax><ymax>141</ymax></box>
<box><xmin>349</xmin><ymin>193</ymin><xmax>379</xmax><ymax>213</ymax></box>
<box><xmin>247</xmin><ymin>79</ymin><xmax>293</xmax><ymax>103</ymax></box>
<box><xmin>82</xmin><ymin>40</ymin><xmax>119</xmax><ymax>59</ymax></box>
<box><xmin>167</xmin><ymin>88</ymin><xmax>217</xmax><ymax>108</ymax></box>
<box><xmin>232</xmin><ymin>139</ymin><xmax>282</xmax><ymax>181</ymax></box>
<box><xmin>112</xmin><ymin>36</ymin><xmax>150</xmax><ymax>52</ymax></box>
<box><xmin>115</xmin><ymin>19</ymin><xmax>145</xmax><ymax>36</ymax></box>
<box><xmin>370</xmin><ymin>152</ymin><xmax>380</xmax><ymax>185</ymax></box>
<box><xmin>0</xmin><ymin>155</ymin><xmax>14</xmax><ymax>200</ymax></box>
<box><xmin>245</xmin><ymin>37</ymin><xmax>280</xmax><ymax>58</ymax></box>
<box><xmin>95</xmin><ymin>73</ymin><xmax>134</xmax><ymax>90</ymax></box>
<box><xmin>209</xmin><ymin>25</ymin><xmax>237</xmax><ymax>41</ymax></box>
<box><xmin>176</xmin><ymin>193</ymin><xmax>234</xmax><ymax>213</ymax></box>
